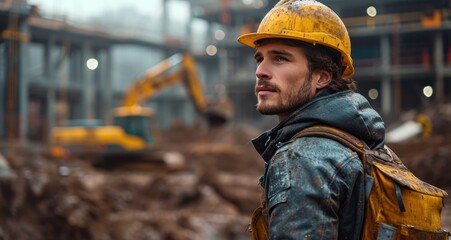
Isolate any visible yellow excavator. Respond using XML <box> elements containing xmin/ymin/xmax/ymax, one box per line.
<box><xmin>50</xmin><ymin>53</ymin><xmax>233</xmax><ymax>170</ymax></box>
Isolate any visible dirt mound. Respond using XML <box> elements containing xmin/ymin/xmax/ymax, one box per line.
<box><xmin>386</xmin><ymin>103</ymin><xmax>451</xmax><ymax>189</ymax></box>
<box><xmin>388</xmin><ymin>136</ymin><xmax>451</xmax><ymax>189</ymax></box>
<box><xmin>1</xmin><ymin>115</ymin><xmax>451</xmax><ymax>239</ymax></box>
<box><xmin>0</xmin><ymin>123</ymin><xmax>264</xmax><ymax>240</ymax></box>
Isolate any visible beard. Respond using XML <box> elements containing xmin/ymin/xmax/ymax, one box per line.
<box><xmin>256</xmin><ymin>75</ymin><xmax>313</xmax><ymax>116</ymax></box>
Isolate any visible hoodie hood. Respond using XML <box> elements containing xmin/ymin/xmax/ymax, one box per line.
<box><xmin>252</xmin><ymin>90</ymin><xmax>385</xmax><ymax>162</ymax></box>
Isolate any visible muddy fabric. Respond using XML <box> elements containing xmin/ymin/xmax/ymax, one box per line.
<box><xmin>251</xmin><ymin>89</ymin><xmax>385</xmax><ymax>240</ymax></box>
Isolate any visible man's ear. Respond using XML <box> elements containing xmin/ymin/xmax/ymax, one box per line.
<box><xmin>313</xmin><ymin>70</ymin><xmax>332</xmax><ymax>90</ymax></box>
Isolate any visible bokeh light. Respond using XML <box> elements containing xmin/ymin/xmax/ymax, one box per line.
<box><xmin>423</xmin><ymin>86</ymin><xmax>433</xmax><ymax>97</ymax></box>
<box><xmin>367</xmin><ymin>6</ymin><xmax>377</xmax><ymax>17</ymax></box>
<box><xmin>368</xmin><ymin>88</ymin><xmax>379</xmax><ymax>100</ymax></box>
<box><xmin>214</xmin><ymin>30</ymin><xmax>225</xmax><ymax>40</ymax></box>
<box><xmin>206</xmin><ymin>45</ymin><xmax>218</xmax><ymax>56</ymax></box>
<box><xmin>86</xmin><ymin>58</ymin><xmax>99</xmax><ymax>70</ymax></box>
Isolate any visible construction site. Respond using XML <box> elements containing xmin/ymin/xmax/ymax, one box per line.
<box><xmin>0</xmin><ymin>0</ymin><xmax>451</xmax><ymax>239</ymax></box>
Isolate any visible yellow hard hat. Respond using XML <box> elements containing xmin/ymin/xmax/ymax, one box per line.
<box><xmin>237</xmin><ymin>0</ymin><xmax>354</xmax><ymax>78</ymax></box>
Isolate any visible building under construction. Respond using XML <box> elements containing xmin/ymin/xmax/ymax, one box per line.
<box><xmin>1</xmin><ymin>0</ymin><xmax>451</xmax><ymax>144</ymax></box>
<box><xmin>0</xmin><ymin>0</ymin><xmax>450</xmax><ymax>239</ymax></box>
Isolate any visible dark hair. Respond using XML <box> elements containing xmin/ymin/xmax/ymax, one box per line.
<box><xmin>255</xmin><ymin>38</ymin><xmax>356</xmax><ymax>92</ymax></box>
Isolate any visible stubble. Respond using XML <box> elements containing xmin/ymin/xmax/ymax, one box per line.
<box><xmin>256</xmin><ymin>75</ymin><xmax>313</xmax><ymax>116</ymax></box>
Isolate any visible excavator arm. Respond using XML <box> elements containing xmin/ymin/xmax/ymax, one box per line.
<box><xmin>121</xmin><ymin>53</ymin><xmax>231</xmax><ymax>125</ymax></box>
<box><xmin>122</xmin><ymin>54</ymin><xmax>206</xmax><ymax>112</ymax></box>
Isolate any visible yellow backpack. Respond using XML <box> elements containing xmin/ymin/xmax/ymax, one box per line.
<box><xmin>249</xmin><ymin>125</ymin><xmax>449</xmax><ymax>240</ymax></box>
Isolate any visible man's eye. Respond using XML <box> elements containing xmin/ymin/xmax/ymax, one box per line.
<box><xmin>274</xmin><ymin>56</ymin><xmax>287</xmax><ymax>62</ymax></box>
<box><xmin>255</xmin><ymin>57</ymin><xmax>263</xmax><ymax>65</ymax></box>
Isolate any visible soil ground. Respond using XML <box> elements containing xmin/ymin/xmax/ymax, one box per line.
<box><xmin>0</xmin><ymin>108</ymin><xmax>450</xmax><ymax>239</ymax></box>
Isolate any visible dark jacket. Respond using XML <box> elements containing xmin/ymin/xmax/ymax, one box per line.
<box><xmin>252</xmin><ymin>89</ymin><xmax>385</xmax><ymax>240</ymax></box>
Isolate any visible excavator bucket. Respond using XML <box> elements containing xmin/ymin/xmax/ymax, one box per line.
<box><xmin>205</xmin><ymin>97</ymin><xmax>234</xmax><ymax>127</ymax></box>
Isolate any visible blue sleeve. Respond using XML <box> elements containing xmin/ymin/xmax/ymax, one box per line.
<box><xmin>264</xmin><ymin>137</ymin><xmax>364</xmax><ymax>240</ymax></box>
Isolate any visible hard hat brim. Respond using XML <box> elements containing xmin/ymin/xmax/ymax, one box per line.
<box><xmin>237</xmin><ymin>32</ymin><xmax>355</xmax><ymax>78</ymax></box>
<box><xmin>238</xmin><ymin>32</ymin><xmax>300</xmax><ymax>48</ymax></box>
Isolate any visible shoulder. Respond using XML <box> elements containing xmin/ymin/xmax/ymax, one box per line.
<box><xmin>266</xmin><ymin>135</ymin><xmax>364</xmax><ymax>211</ymax></box>
<box><xmin>277</xmin><ymin>136</ymin><xmax>360</xmax><ymax>163</ymax></box>
<box><xmin>274</xmin><ymin>136</ymin><xmax>363</xmax><ymax>175</ymax></box>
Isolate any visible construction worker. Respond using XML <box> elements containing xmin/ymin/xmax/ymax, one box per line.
<box><xmin>237</xmin><ymin>0</ymin><xmax>385</xmax><ymax>239</ymax></box>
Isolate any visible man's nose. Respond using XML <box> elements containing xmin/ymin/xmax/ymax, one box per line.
<box><xmin>256</xmin><ymin>61</ymin><xmax>271</xmax><ymax>80</ymax></box>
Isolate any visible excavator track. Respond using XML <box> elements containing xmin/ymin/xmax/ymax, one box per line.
<box><xmin>77</xmin><ymin>150</ymin><xmax>186</xmax><ymax>172</ymax></box>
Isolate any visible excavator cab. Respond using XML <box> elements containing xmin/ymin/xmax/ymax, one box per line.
<box><xmin>113</xmin><ymin>106</ymin><xmax>156</xmax><ymax>144</ymax></box>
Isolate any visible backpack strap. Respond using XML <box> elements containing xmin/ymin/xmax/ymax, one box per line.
<box><xmin>291</xmin><ymin>125</ymin><xmax>366</xmax><ymax>152</ymax></box>
<box><xmin>291</xmin><ymin>125</ymin><xmax>368</xmax><ymax>169</ymax></box>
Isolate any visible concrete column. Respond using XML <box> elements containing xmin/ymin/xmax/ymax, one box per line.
<box><xmin>0</xmin><ymin>43</ymin><xmax>5</xmax><ymax>137</ymax></box>
<box><xmin>68</xmin><ymin>47</ymin><xmax>82</xmax><ymax>118</ymax></box>
<box><xmin>186</xmin><ymin>2</ymin><xmax>192</xmax><ymax>49</ymax></box>
<box><xmin>391</xmin><ymin>26</ymin><xmax>401</xmax><ymax>117</ymax></box>
<box><xmin>380</xmin><ymin>35</ymin><xmax>392</xmax><ymax>119</ymax></box>
<box><xmin>81</xmin><ymin>42</ymin><xmax>93</xmax><ymax>118</ymax></box>
<box><xmin>102</xmin><ymin>47</ymin><xmax>113</xmax><ymax>123</ymax></box>
<box><xmin>18</xmin><ymin>22</ymin><xmax>30</xmax><ymax>143</ymax></box>
<box><xmin>45</xmin><ymin>36</ymin><xmax>56</xmax><ymax>141</ymax></box>
<box><xmin>162</xmin><ymin>0</ymin><xmax>170</xmax><ymax>40</ymax></box>
<box><xmin>218</xmin><ymin>50</ymin><xmax>228</xmax><ymax>93</ymax></box>
<box><xmin>434</xmin><ymin>32</ymin><xmax>444</xmax><ymax>103</ymax></box>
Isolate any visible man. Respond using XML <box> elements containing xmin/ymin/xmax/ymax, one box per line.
<box><xmin>237</xmin><ymin>0</ymin><xmax>385</xmax><ymax>239</ymax></box>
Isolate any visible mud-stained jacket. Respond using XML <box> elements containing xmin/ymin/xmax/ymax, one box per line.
<box><xmin>252</xmin><ymin>89</ymin><xmax>385</xmax><ymax>240</ymax></box>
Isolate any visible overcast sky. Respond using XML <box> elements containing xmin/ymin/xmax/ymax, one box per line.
<box><xmin>27</xmin><ymin>0</ymin><xmax>188</xmax><ymax>22</ymax></box>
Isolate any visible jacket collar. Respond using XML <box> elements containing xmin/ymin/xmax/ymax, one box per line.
<box><xmin>251</xmin><ymin>89</ymin><xmax>385</xmax><ymax>161</ymax></box>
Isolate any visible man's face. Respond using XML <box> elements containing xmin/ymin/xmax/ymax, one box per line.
<box><xmin>254</xmin><ymin>42</ymin><xmax>315</xmax><ymax>121</ymax></box>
